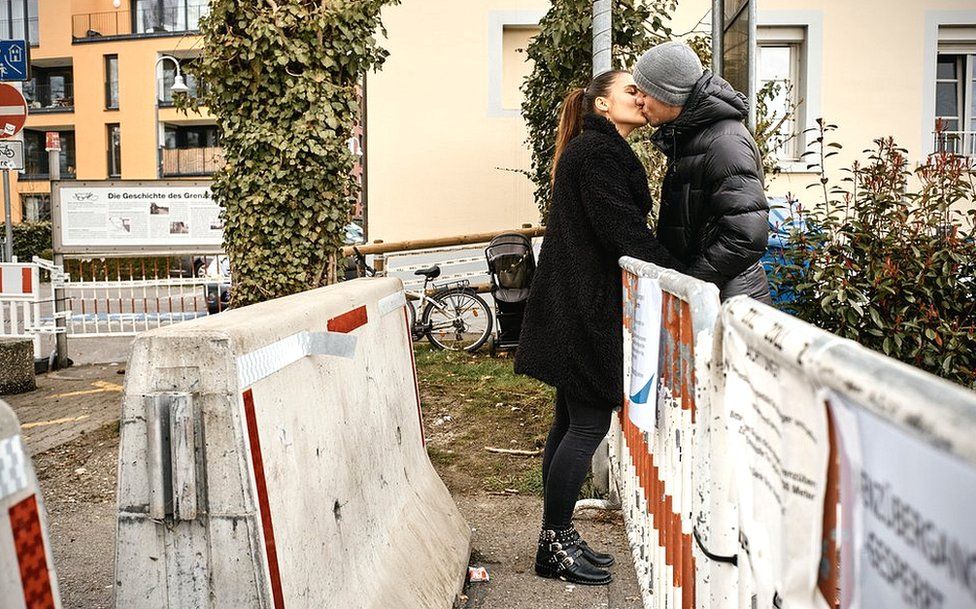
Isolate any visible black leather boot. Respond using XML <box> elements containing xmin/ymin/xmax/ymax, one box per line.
<box><xmin>535</xmin><ymin>527</ymin><xmax>612</xmax><ymax>585</ymax></box>
<box><xmin>578</xmin><ymin>533</ymin><xmax>615</xmax><ymax>568</ymax></box>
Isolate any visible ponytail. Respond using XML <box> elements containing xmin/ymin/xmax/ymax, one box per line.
<box><xmin>551</xmin><ymin>87</ymin><xmax>586</xmax><ymax>185</ymax></box>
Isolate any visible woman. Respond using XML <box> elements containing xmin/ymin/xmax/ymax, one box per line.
<box><xmin>514</xmin><ymin>70</ymin><xmax>683</xmax><ymax>586</ymax></box>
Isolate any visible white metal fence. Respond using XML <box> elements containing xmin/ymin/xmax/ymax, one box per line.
<box><xmin>611</xmin><ymin>256</ymin><xmax>976</xmax><ymax>609</ymax></box>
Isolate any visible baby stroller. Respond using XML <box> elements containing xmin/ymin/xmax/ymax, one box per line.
<box><xmin>484</xmin><ymin>232</ymin><xmax>536</xmax><ymax>356</ymax></box>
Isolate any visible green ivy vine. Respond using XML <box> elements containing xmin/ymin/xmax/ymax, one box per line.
<box><xmin>179</xmin><ymin>0</ymin><xmax>398</xmax><ymax>306</ymax></box>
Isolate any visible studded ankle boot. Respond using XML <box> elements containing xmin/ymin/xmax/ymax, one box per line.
<box><xmin>577</xmin><ymin>532</ymin><xmax>615</xmax><ymax>568</ymax></box>
<box><xmin>535</xmin><ymin>527</ymin><xmax>612</xmax><ymax>585</ymax></box>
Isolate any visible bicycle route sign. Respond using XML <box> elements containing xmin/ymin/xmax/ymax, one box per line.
<box><xmin>0</xmin><ymin>40</ymin><xmax>28</xmax><ymax>82</ymax></box>
<box><xmin>0</xmin><ymin>83</ymin><xmax>27</xmax><ymax>139</ymax></box>
<box><xmin>0</xmin><ymin>140</ymin><xmax>24</xmax><ymax>170</ymax></box>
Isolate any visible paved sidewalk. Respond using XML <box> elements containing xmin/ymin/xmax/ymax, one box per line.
<box><xmin>3</xmin><ymin>363</ymin><xmax>125</xmax><ymax>454</ymax></box>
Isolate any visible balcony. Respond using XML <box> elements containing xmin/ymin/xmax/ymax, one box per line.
<box><xmin>934</xmin><ymin>131</ymin><xmax>976</xmax><ymax>157</ymax></box>
<box><xmin>72</xmin><ymin>5</ymin><xmax>209</xmax><ymax>42</ymax></box>
<box><xmin>24</xmin><ymin>82</ymin><xmax>73</xmax><ymax>113</ymax></box>
<box><xmin>161</xmin><ymin>146</ymin><xmax>222</xmax><ymax>177</ymax></box>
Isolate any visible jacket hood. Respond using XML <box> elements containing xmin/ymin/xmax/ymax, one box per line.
<box><xmin>652</xmin><ymin>72</ymin><xmax>748</xmax><ymax>154</ymax></box>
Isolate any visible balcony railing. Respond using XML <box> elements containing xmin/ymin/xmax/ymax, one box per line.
<box><xmin>24</xmin><ymin>82</ymin><xmax>74</xmax><ymax>112</ymax></box>
<box><xmin>73</xmin><ymin>5</ymin><xmax>210</xmax><ymax>41</ymax></box>
<box><xmin>934</xmin><ymin>131</ymin><xmax>976</xmax><ymax>157</ymax></box>
<box><xmin>161</xmin><ymin>146</ymin><xmax>223</xmax><ymax>177</ymax></box>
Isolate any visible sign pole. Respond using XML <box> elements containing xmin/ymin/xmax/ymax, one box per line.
<box><xmin>48</xmin><ymin>142</ymin><xmax>68</xmax><ymax>369</ymax></box>
<box><xmin>2</xmin><ymin>169</ymin><xmax>11</xmax><ymax>261</ymax></box>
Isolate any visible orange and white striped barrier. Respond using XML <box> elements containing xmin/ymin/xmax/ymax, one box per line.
<box><xmin>0</xmin><ymin>399</ymin><xmax>62</xmax><ymax>609</ymax></box>
<box><xmin>115</xmin><ymin>278</ymin><xmax>469</xmax><ymax>609</ymax></box>
<box><xmin>612</xmin><ymin>256</ymin><xmax>976</xmax><ymax>609</ymax></box>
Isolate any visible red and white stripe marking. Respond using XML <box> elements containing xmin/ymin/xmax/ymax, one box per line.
<box><xmin>0</xmin><ymin>264</ymin><xmax>35</xmax><ymax>297</ymax></box>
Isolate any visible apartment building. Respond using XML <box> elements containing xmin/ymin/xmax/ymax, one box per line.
<box><xmin>367</xmin><ymin>0</ymin><xmax>976</xmax><ymax>241</ymax></box>
<box><xmin>4</xmin><ymin>0</ymin><xmax>214</xmax><ymax>224</ymax></box>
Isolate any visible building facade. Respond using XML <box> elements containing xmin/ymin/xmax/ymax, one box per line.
<box><xmin>4</xmin><ymin>0</ymin><xmax>214</xmax><ymax>224</ymax></box>
<box><xmin>367</xmin><ymin>0</ymin><xmax>976</xmax><ymax>242</ymax></box>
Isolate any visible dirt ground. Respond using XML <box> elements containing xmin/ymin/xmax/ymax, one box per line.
<box><xmin>10</xmin><ymin>350</ymin><xmax>642</xmax><ymax>609</ymax></box>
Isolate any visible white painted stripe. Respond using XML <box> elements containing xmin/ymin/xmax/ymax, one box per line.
<box><xmin>237</xmin><ymin>330</ymin><xmax>359</xmax><ymax>388</ymax></box>
<box><xmin>0</xmin><ymin>434</ymin><xmax>28</xmax><ymax>501</ymax></box>
<box><xmin>378</xmin><ymin>291</ymin><xmax>406</xmax><ymax>317</ymax></box>
<box><xmin>0</xmin><ymin>105</ymin><xmax>24</xmax><ymax>116</ymax></box>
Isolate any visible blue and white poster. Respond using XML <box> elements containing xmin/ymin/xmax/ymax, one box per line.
<box><xmin>628</xmin><ymin>276</ymin><xmax>662</xmax><ymax>432</ymax></box>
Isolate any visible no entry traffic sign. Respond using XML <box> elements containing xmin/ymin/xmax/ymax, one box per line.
<box><xmin>0</xmin><ymin>83</ymin><xmax>27</xmax><ymax>139</ymax></box>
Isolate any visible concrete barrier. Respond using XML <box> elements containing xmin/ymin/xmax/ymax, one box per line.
<box><xmin>115</xmin><ymin>278</ymin><xmax>471</xmax><ymax>609</ymax></box>
<box><xmin>0</xmin><ymin>399</ymin><xmax>62</xmax><ymax>609</ymax></box>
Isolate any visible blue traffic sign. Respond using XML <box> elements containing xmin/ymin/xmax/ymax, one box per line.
<box><xmin>0</xmin><ymin>40</ymin><xmax>28</xmax><ymax>82</ymax></box>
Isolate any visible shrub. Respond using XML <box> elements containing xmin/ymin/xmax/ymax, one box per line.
<box><xmin>11</xmin><ymin>221</ymin><xmax>52</xmax><ymax>262</ymax></box>
<box><xmin>774</xmin><ymin>121</ymin><xmax>976</xmax><ymax>388</ymax></box>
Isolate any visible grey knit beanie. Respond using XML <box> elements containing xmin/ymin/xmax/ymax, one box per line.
<box><xmin>633</xmin><ymin>41</ymin><xmax>704</xmax><ymax>106</ymax></box>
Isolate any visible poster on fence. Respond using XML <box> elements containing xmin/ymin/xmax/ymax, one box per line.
<box><xmin>828</xmin><ymin>392</ymin><xmax>976</xmax><ymax>609</ymax></box>
<box><xmin>624</xmin><ymin>275</ymin><xmax>662</xmax><ymax>433</ymax></box>
<box><xmin>718</xmin><ymin>313</ymin><xmax>831</xmax><ymax>609</ymax></box>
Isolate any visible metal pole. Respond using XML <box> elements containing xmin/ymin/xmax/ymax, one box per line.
<box><xmin>592</xmin><ymin>0</ymin><xmax>612</xmax><ymax>76</ymax></box>
<box><xmin>49</xmin><ymin>148</ymin><xmax>67</xmax><ymax>369</ymax></box>
<box><xmin>590</xmin><ymin>0</ymin><xmax>614</xmax><ymax>502</ymax></box>
<box><xmin>711</xmin><ymin>0</ymin><xmax>723</xmax><ymax>76</ymax></box>
<box><xmin>746</xmin><ymin>0</ymin><xmax>757</xmax><ymax>133</ymax></box>
<box><xmin>3</xmin><ymin>170</ymin><xmax>12</xmax><ymax>262</ymax></box>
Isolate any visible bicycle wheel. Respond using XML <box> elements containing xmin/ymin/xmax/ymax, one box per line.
<box><xmin>422</xmin><ymin>288</ymin><xmax>493</xmax><ymax>352</ymax></box>
<box><xmin>405</xmin><ymin>297</ymin><xmax>418</xmax><ymax>340</ymax></box>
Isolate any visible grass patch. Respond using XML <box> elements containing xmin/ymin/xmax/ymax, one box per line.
<box><xmin>416</xmin><ymin>346</ymin><xmax>554</xmax><ymax>496</ymax></box>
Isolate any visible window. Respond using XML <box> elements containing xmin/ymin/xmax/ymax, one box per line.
<box><xmin>934</xmin><ymin>26</ymin><xmax>975</xmax><ymax>156</ymax></box>
<box><xmin>20</xmin><ymin>194</ymin><xmax>49</xmax><ymax>222</ymax></box>
<box><xmin>162</xmin><ymin>124</ymin><xmax>220</xmax><ymax>176</ymax></box>
<box><xmin>758</xmin><ymin>26</ymin><xmax>807</xmax><ymax>162</ymax></box>
<box><xmin>105</xmin><ymin>55</ymin><xmax>119</xmax><ymax>109</ymax></box>
<box><xmin>0</xmin><ymin>0</ymin><xmax>37</xmax><ymax>45</ymax></box>
<box><xmin>24</xmin><ymin>65</ymin><xmax>74</xmax><ymax>112</ymax></box>
<box><xmin>134</xmin><ymin>0</ymin><xmax>209</xmax><ymax>34</ymax></box>
<box><xmin>501</xmin><ymin>25</ymin><xmax>538</xmax><ymax>111</ymax></box>
<box><xmin>23</xmin><ymin>129</ymin><xmax>76</xmax><ymax>179</ymax></box>
<box><xmin>107</xmin><ymin>124</ymin><xmax>122</xmax><ymax>178</ymax></box>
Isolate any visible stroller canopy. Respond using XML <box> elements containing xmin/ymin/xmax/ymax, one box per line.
<box><xmin>486</xmin><ymin>232</ymin><xmax>536</xmax><ymax>303</ymax></box>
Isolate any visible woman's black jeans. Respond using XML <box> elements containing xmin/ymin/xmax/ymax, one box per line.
<box><xmin>541</xmin><ymin>388</ymin><xmax>612</xmax><ymax>530</ymax></box>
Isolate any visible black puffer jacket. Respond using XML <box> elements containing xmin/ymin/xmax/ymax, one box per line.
<box><xmin>514</xmin><ymin>115</ymin><xmax>683</xmax><ymax>407</ymax></box>
<box><xmin>652</xmin><ymin>72</ymin><xmax>772</xmax><ymax>302</ymax></box>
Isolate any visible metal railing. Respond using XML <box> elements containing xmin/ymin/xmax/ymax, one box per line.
<box><xmin>72</xmin><ymin>5</ymin><xmax>209</xmax><ymax>40</ymax></box>
<box><xmin>934</xmin><ymin>130</ymin><xmax>976</xmax><ymax>157</ymax></box>
<box><xmin>24</xmin><ymin>81</ymin><xmax>74</xmax><ymax>111</ymax></box>
<box><xmin>161</xmin><ymin>146</ymin><xmax>223</xmax><ymax>177</ymax></box>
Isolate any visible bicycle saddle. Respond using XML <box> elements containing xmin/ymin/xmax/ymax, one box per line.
<box><xmin>414</xmin><ymin>266</ymin><xmax>441</xmax><ymax>279</ymax></box>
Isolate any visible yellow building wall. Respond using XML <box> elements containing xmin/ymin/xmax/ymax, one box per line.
<box><xmin>6</xmin><ymin>0</ymin><xmax>210</xmax><ymax>223</ymax></box>
<box><xmin>366</xmin><ymin>0</ymin><xmax>547</xmax><ymax>243</ymax></box>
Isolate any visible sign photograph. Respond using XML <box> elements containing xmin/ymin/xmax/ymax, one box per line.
<box><xmin>52</xmin><ymin>181</ymin><xmax>221</xmax><ymax>252</ymax></box>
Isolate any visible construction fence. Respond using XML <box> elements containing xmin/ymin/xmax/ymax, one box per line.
<box><xmin>610</xmin><ymin>256</ymin><xmax>976</xmax><ymax>609</ymax></box>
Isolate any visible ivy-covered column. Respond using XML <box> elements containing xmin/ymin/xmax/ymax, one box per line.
<box><xmin>182</xmin><ymin>0</ymin><xmax>398</xmax><ymax>306</ymax></box>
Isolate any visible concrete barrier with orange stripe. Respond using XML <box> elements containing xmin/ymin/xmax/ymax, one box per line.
<box><xmin>115</xmin><ymin>278</ymin><xmax>470</xmax><ymax>609</ymax></box>
<box><xmin>0</xmin><ymin>398</ymin><xmax>62</xmax><ymax>609</ymax></box>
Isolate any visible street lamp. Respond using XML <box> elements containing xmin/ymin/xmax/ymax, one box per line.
<box><xmin>154</xmin><ymin>55</ymin><xmax>190</xmax><ymax>178</ymax></box>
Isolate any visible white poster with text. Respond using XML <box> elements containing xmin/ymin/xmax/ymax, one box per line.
<box><xmin>627</xmin><ymin>276</ymin><xmax>662</xmax><ymax>433</ymax></box>
<box><xmin>829</xmin><ymin>392</ymin><xmax>976</xmax><ymax>609</ymax></box>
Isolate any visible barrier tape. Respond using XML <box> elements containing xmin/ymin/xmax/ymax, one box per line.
<box><xmin>9</xmin><ymin>494</ymin><xmax>56</xmax><ymax>609</ymax></box>
<box><xmin>0</xmin><ymin>434</ymin><xmax>28</xmax><ymax>500</ymax></box>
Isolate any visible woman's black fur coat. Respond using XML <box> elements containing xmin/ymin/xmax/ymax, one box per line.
<box><xmin>514</xmin><ymin>114</ymin><xmax>683</xmax><ymax>407</ymax></box>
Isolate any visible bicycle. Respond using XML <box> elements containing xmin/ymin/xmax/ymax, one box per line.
<box><xmin>353</xmin><ymin>248</ymin><xmax>493</xmax><ymax>352</ymax></box>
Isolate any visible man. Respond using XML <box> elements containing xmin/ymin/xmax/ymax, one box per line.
<box><xmin>633</xmin><ymin>41</ymin><xmax>772</xmax><ymax>303</ymax></box>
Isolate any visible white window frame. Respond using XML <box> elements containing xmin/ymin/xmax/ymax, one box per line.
<box><xmin>922</xmin><ymin>11</ymin><xmax>976</xmax><ymax>156</ymax></box>
<box><xmin>757</xmin><ymin>11</ymin><xmax>823</xmax><ymax>174</ymax></box>
<box><xmin>933</xmin><ymin>28</ymin><xmax>976</xmax><ymax>156</ymax></box>
<box><xmin>487</xmin><ymin>10</ymin><xmax>545</xmax><ymax>119</ymax></box>
<box><xmin>757</xmin><ymin>28</ymin><xmax>803</xmax><ymax>163</ymax></box>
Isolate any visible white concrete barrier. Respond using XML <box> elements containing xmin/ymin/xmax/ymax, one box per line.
<box><xmin>0</xmin><ymin>399</ymin><xmax>62</xmax><ymax>609</ymax></box>
<box><xmin>115</xmin><ymin>278</ymin><xmax>471</xmax><ymax>609</ymax></box>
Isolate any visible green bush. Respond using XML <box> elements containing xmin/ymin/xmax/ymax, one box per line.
<box><xmin>11</xmin><ymin>221</ymin><xmax>52</xmax><ymax>262</ymax></box>
<box><xmin>773</xmin><ymin>121</ymin><xmax>976</xmax><ymax>388</ymax></box>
